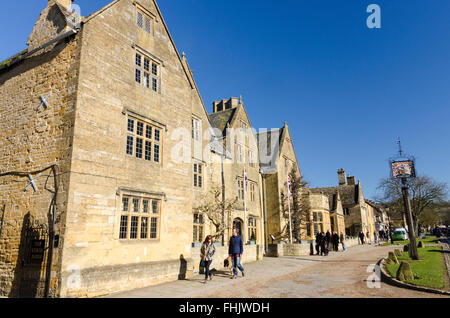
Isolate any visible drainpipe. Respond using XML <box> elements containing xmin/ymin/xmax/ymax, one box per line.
<box><xmin>263</xmin><ymin>175</ymin><xmax>268</xmax><ymax>254</ymax></box>
<box><xmin>0</xmin><ymin>204</ymin><xmax>5</xmax><ymax>241</ymax></box>
<box><xmin>44</xmin><ymin>165</ymin><xmax>58</xmax><ymax>298</ymax></box>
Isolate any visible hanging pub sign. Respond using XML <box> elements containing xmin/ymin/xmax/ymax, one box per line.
<box><xmin>391</xmin><ymin>160</ymin><xmax>416</xmax><ymax>179</ymax></box>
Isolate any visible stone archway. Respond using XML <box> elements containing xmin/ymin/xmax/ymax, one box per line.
<box><xmin>233</xmin><ymin>218</ymin><xmax>244</xmax><ymax>238</ymax></box>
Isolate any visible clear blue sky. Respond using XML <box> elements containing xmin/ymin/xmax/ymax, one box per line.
<box><xmin>1</xmin><ymin>0</ymin><xmax>449</xmax><ymax>200</ymax></box>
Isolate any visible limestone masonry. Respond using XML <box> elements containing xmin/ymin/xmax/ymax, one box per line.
<box><xmin>0</xmin><ymin>0</ymin><xmax>389</xmax><ymax>297</ymax></box>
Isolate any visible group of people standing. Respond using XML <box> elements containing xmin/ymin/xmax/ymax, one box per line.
<box><xmin>315</xmin><ymin>230</ymin><xmax>346</xmax><ymax>256</ymax></box>
<box><xmin>359</xmin><ymin>230</ymin><xmax>387</xmax><ymax>245</ymax></box>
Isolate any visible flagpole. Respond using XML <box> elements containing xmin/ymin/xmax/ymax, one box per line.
<box><xmin>243</xmin><ymin>160</ymin><xmax>247</xmax><ymax>243</ymax></box>
<box><xmin>287</xmin><ymin>171</ymin><xmax>293</xmax><ymax>244</ymax></box>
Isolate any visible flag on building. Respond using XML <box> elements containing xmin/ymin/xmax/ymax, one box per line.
<box><xmin>287</xmin><ymin>175</ymin><xmax>292</xmax><ymax>198</ymax></box>
<box><xmin>244</xmin><ymin>166</ymin><xmax>248</xmax><ymax>191</ymax></box>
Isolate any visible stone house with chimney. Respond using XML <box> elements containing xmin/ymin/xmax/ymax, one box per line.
<box><xmin>205</xmin><ymin>98</ymin><xmax>265</xmax><ymax>250</ymax></box>
<box><xmin>0</xmin><ymin>0</ymin><xmax>220</xmax><ymax>298</ymax></box>
<box><xmin>311</xmin><ymin>169</ymin><xmax>375</xmax><ymax>241</ymax></box>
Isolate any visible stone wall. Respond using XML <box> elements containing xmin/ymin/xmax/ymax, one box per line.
<box><xmin>61</xmin><ymin>257</ymin><xmax>194</xmax><ymax>298</ymax></box>
<box><xmin>0</xmin><ymin>32</ymin><xmax>81</xmax><ymax>297</ymax></box>
<box><xmin>58</xmin><ymin>0</ymin><xmax>213</xmax><ymax>297</ymax></box>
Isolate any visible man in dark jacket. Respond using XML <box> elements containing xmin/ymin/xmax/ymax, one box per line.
<box><xmin>359</xmin><ymin>230</ymin><xmax>365</xmax><ymax>244</ymax></box>
<box><xmin>229</xmin><ymin>228</ymin><xmax>245</xmax><ymax>279</ymax></box>
<box><xmin>332</xmin><ymin>232</ymin><xmax>339</xmax><ymax>251</ymax></box>
<box><xmin>325</xmin><ymin>230</ymin><xmax>331</xmax><ymax>255</ymax></box>
<box><xmin>315</xmin><ymin>232</ymin><xmax>322</xmax><ymax>255</ymax></box>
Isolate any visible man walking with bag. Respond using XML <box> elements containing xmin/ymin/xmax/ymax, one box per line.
<box><xmin>229</xmin><ymin>228</ymin><xmax>245</xmax><ymax>279</ymax></box>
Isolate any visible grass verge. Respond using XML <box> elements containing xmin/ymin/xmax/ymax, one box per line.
<box><xmin>380</xmin><ymin>235</ymin><xmax>440</xmax><ymax>246</ymax></box>
<box><xmin>385</xmin><ymin>246</ymin><xmax>446</xmax><ymax>290</ymax></box>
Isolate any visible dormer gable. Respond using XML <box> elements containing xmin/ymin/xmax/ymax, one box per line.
<box><xmin>27</xmin><ymin>0</ymin><xmax>78</xmax><ymax>51</ymax></box>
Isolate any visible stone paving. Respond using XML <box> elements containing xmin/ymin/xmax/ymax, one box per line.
<box><xmin>105</xmin><ymin>243</ymin><xmax>449</xmax><ymax>298</ymax></box>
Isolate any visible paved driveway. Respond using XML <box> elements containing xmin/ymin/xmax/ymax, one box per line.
<box><xmin>106</xmin><ymin>244</ymin><xmax>449</xmax><ymax>298</ymax></box>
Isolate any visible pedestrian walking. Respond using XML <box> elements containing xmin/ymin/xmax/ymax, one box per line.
<box><xmin>200</xmin><ymin>235</ymin><xmax>216</xmax><ymax>283</ymax></box>
<box><xmin>325</xmin><ymin>230</ymin><xmax>331</xmax><ymax>255</ymax></box>
<box><xmin>320</xmin><ymin>233</ymin><xmax>327</xmax><ymax>256</ymax></box>
<box><xmin>359</xmin><ymin>230</ymin><xmax>365</xmax><ymax>245</ymax></box>
<box><xmin>340</xmin><ymin>232</ymin><xmax>346</xmax><ymax>251</ymax></box>
<box><xmin>315</xmin><ymin>231</ymin><xmax>322</xmax><ymax>255</ymax></box>
<box><xmin>333</xmin><ymin>232</ymin><xmax>339</xmax><ymax>251</ymax></box>
<box><xmin>229</xmin><ymin>228</ymin><xmax>245</xmax><ymax>279</ymax></box>
<box><xmin>374</xmin><ymin>231</ymin><xmax>379</xmax><ymax>244</ymax></box>
<box><xmin>366</xmin><ymin>231</ymin><xmax>371</xmax><ymax>244</ymax></box>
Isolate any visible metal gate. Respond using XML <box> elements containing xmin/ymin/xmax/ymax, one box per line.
<box><xmin>17</xmin><ymin>214</ymin><xmax>50</xmax><ymax>298</ymax></box>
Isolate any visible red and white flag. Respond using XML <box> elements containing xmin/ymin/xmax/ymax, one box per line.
<box><xmin>287</xmin><ymin>175</ymin><xmax>292</xmax><ymax>198</ymax></box>
<box><xmin>244</xmin><ymin>166</ymin><xmax>248</xmax><ymax>191</ymax></box>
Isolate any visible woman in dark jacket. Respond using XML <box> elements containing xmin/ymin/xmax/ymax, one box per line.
<box><xmin>200</xmin><ymin>235</ymin><xmax>216</xmax><ymax>283</ymax></box>
<box><xmin>228</xmin><ymin>228</ymin><xmax>245</xmax><ymax>279</ymax></box>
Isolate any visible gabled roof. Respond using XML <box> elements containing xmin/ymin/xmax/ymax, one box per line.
<box><xmin>208</xmin><ymin>108</ymin><xmax>237</xmax><ymax>136</ymax></box>
<box><xmin>310</xmin><ymin>183</ymin><xmax>360</xmax><ymax>207</ymax></box>
<box><xmin>256</xmin><ymin>128</ymin><xmax>282</xmax><ymax>170</ymax></box>
<box><xmin>84</xmin><ymin>0</ymin><xmax>214</xmax><ymax>131</ymax></box>
<box><xmin>256</xmin><ymin>123</ymin><xmax>301</xmax><ymax>176</ymax></box>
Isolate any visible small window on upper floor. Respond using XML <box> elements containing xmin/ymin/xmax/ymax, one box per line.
<box><xmin>137</xmin><ymin>10</ymin><xmax>151</xmax><ymax>34</ymax></box>
<box><xmin>192</xmin><ymin>118</ymin><xmax>201</xmax><ymax>141</ymax></box>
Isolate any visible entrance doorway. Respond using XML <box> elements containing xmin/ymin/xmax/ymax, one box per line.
<box><xmin>233</xmin><ymin>218</ymin><xmax>243</xmax><ymax>238</ymax></box>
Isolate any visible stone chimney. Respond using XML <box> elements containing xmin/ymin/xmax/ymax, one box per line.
<box><xmin>347</xmin><ymin>176</ymin><xmax>356</xmax><ymax>185</ymax></box>
<box><xmin>28</xmin><ymin>0</ymin><xmax>75</xmax><ymax>50</ymax></box>
<box><xmin>212</xmin><ymin>97</ymin><xmax>241</xmax><ymax>113</ymax></box>
<box><xmin>337</xmin><ymin>169</ymin><xmax>346</xmax><ymax>186</ymax></box>
<box><xmin>48</xmin><ymin>0</ymin><xmax>74</xmax><ymax>10</ymax></box>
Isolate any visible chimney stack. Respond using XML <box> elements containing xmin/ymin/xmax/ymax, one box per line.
<box><xmin>337</xmin><ymin>169</ymin><xmax>346</xmax><ymax>186</ymax></box>
<box><xmin>48</xmin><ymin>0</ymin><xmax>73</xmax><ymax>10</ymax></box>
<box><xmin>212</xmin><ymin>97</ymin><xmax>241</xmax><ymax>113</ymax></box>
<box><xmin>347</xmin><ymin>176</ymin><xmax>356</xmax><ymax>185</ymax></box>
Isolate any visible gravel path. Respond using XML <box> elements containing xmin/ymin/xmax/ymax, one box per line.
<box><xmin>106</xmin><ymin>244</ymin><xmax>449</xmax><ymax>298</ymax></box>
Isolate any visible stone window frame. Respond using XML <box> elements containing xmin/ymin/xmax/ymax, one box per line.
<box><xmin>249</xmin><ymin>182</ymin><xmax>256</xmax><ymax>202</ymax></box>
<box><xmin>126</xmin><ymin>114</ymin><xmax>162</xmax><ymax>164</ymax></box>
<box><xmin>135</xmin><ymin>50</ymin><xmax>161</xmax><ymax>93</ymax></box>
<box><xmin>136</xmin><ymin>7</ymin><xmax>153</xmax><ymax>35</ymax></box>
<box><xmin>236</xmin><ymin>143</ymin><xmax>244</xmax><ymax>163</ymax></box>
<box><xmin>193</xmin><ymin>162</ymin><xmax>203</xmax><ymax>189</ymax></box>
<box><xmin>192</xmin><ymin>117</ymin><xmax>201</xmax><ymax>141</ymax></box>
<box><xmin>312</xmin><ymin>211</ymin><xmax>324</xmax><ymax>235</ymax></box>
<box><xmin>119</xmin><ymin>195</ymin><xmax>162</xmax><ymax>241</ymax></box>
<box><xmin>247</xmin><ymin>216</ymin><xmax>257</xmax><ymax>242</ymax></box>
<box><xmin>248</xmin><ymin>149</ymin><xmax>257</xmax><ymax>167</ymax></box>
<box><xmin>237</xmin><ymin>178</ymin><xmax>245</xmax><ymax>200</ymax></box>
<box><xmin>193</xmin><ymin>213</ymin><xmax>205</xmax><ymax>243</ymax></box>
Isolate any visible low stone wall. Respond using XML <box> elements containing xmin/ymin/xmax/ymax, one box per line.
<box><xmin>267</xmin><ymin>238</ymin><xmax>361</xmax><ymax>257</ymax></box>
<box><xmin>60</xmin><ymin>257</ymin><xmax>194</xmax><ymax>298</ymax></box>
<box><xmin>192</xmin><ymin>244</ymin><xmax>263</xmax><ymax>273</ymax></box>
<box><xmin>345</xmin><ymin>237</ymin><xmax>360</xmax><ymax>248</ymax></box>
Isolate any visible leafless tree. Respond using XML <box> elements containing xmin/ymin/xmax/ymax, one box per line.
<box><xmin>279</xmin><ymin>167</ymin><xmax>311</xmax><ymax>242</ymax></box>
<box><xmin>377</xmin><ymin>175</ymin><xmax>448</xmax><ymax>232</ymax></box>
<box><xmin>418</xmin><ymin>207</ymin><xmax>440</xmax><ymax>227</ymax></box>
<box><xmin>193</xmin><ymin>183</ymin><xmax>238</xmax><ymax>240</ymax></box>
